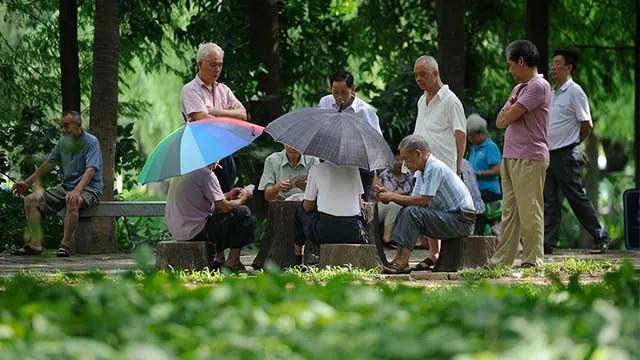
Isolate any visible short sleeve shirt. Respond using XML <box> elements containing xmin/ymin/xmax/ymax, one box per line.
<box><xmin>47</xmin><ymin>131</ymin><xmax>103</xmax><ymax>196</ymax></box>
<box><xmin>468</xmin><ymin>137</ymin><xmax>502</xmax><ymax>195</ymax></box>
<box><xmin>461</xmin><ymin>160</ymin><xmax>485</xmax><ymax>214</ymax></box>
<box><xmin>549</xmin><ymin>79</ymin><xmax>592</xmax><ymax>150</ymax></box>
<box><xmin>413</xmin><ymin>85</ymin><xmax>467</xmax><ymax>171</ymax></box>
<box><xmin>257</xmin><ymin>150</ymin><xmax>320</xmax><ymax>199</ymax></box>
<box><xmin>318</xmin><ymin>94</ymin><xmax>382</xmax><ymax>135</ymax></box>
<box><xmin>502</xmin><ymin>74</ymin><xmax>551</xmax><ymax>161</ymax></box>
<box><xmin>304</xmin><ymin>162</ymin><xmax>364</xmax><ymax>217</ymax></box>
<box><xmin>180</xmin><ymin>75</ymin><xmax>246</xmax><ymax>121</ymax></box>
<box><xmin>411</xmin><ymin>155</ymin><xmax>474</xmax><ymax>213</ymax></box>
<box><xmin>378</xmin><ymin>169</ymin><xmax>414</xmax><ymax>194</ymax></box>
<box><xmin>165</xmin><ymin>168</ymin><xmax>225</xmax><ymax>240</ymax></box>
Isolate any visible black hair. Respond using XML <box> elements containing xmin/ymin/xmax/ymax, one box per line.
<box><xmin>552</xmin><ymin>49</ymin><xmax>578</xmax><ymax>73</ymax></box>
<box><xmin>505</xmin><ymin>40</ymin><xmax>540</xmax><ymax>68</ymax></box>
<box><xmin>329</xmin><ymin>70</ymin><xmax>355</xmax><ymax>88</ymax></box>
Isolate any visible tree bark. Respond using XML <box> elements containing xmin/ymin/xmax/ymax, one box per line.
<box><xmin>436</xmin><ymin>0</ymin><xmax>465</xmax><ymax>101</ymax></box>
<box><xmin>319</xmin><ymin>244</ymin><xmax>379</xmax><ymax>269</ymax></box>
<box><xmin>635</xmin><ymin>0</ymin><xmax>639</xmax><ymax>188</ymax></box>
<box><xmin>433</xmin><ymin>236</ymin><xmax>497</xmax><ymax>272</ymax></box>
<box><xmin>155</xmin><ymin>241</ymin><xmax>209</xmax><ymax>271</ymax></box>
<box><xmin>88</xmin><ymin>0</ymin><xmax>120</xmax><ymax>252</ymax></box>
<box><xmin>526</xmin><ymin>0</ymin><xmax>549</xmax><ymax>79</ymax></box>
<box><xmin>247</xmin><ymin>0</ymin><xmax>283</xmax><ymax>125</ymax></box>
<box><xmin>59</xmin><ymin>0</ymin><xmax>80</xmax><ymax>112</ymax></box>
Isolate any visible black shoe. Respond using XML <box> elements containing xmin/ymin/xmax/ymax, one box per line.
<box><xmin>590</xmin><ymin>243</ymin><xmax>608</xmax><ymax>254</ymax></box>
<box><xmin>543</xmin><ymin>244</ymin><xmax>554</xmax><ymax>255</ymax></box>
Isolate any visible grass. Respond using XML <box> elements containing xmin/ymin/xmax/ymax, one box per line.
<box><xmin>459</xmin><ymin>258</ymin><xmax>620</xmax><ymax>281</ymax></box>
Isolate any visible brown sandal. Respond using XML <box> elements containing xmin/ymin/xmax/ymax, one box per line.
<box><xmin>382</xmin><ymin>260</ymin><xmax>410</xmax><ymax>274</ymax></box>
<box><xmin>10</xmin><ymin>244</ymin><xmax>43</xmax><ymax>256</ymax></box>
<box><xmin>411</xmin><ymin>257</ymin><xmax>436</xmax><ymax>271</ymax></box>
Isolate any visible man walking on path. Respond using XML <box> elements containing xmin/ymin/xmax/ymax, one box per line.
<box><xmin>544</xmin><ymin>49</ymin><xmax>610</xmax><ymax>254</ymax></box>
<box><xmin>412</xmin><ymin>55</ymin><xmax>467</xmax><ymax>265</ymax></box>
<box><xmin>180</xmin><ymin>42</ymin><xmax>248</xmax><ymax>192</ymax></box>
<box><xmin>490</xmin><ymin>40</ymin><xmax>551</xmax><ymax>267</ymax></box>
<box><xmin>11</xmin><ymin>111</ymin><xmax>103</xmax><ymax>257</ymax></box>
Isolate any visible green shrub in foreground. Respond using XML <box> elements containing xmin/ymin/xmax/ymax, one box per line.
<box><xmin>0</xmin><ymin>262</ymin><xmax>637</xmax><ymax>359</ymax></box>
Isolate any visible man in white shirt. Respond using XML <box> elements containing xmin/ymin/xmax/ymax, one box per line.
<box><xmin>545</xmin><ymin>49</ymin><xmax>610</xmax><ymax>254</ymax></box>
<box><xmin>412</xmin><ymin>55</ymin><xmax>467</xmax><ymax>263</ymax></box>
<box><xmin>293</xmin><ymin>161</ymin><xmax>364</xmax><ymax>265</ymax></box>
<box><xmin>319</xmin><ymin>70</ymin><xmax>381</xmax><ymax>200</ymax></box>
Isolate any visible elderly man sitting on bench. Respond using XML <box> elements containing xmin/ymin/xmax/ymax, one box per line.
<box><xmin>375</xmin><ymin>135</ymin><xmax>476</xmax><ymax>274</ymax></box>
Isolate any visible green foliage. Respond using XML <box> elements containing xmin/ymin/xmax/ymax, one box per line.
<box><xmin>0</xmin><ymin>262</ymin><xmax>638</xmax><ymax>358</ymax></box>
<box><xmin>460</xmin><ymin>258</ymin><xmax>618</xmax><ymax>281</ymax></box>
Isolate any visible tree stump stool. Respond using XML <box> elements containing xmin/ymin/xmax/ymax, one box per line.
<box><xmin>253</xmin><ymin>201</ymin><xmax>385</xmax><ymax>269</ymax></box>
<box><xmin>319</xmin><ymin>244</ymin><xmax>380</xmax><ymax>269</ymax></box>
<box><xmin>433</xmin><ymin>235</ymin><xmax>497</xmax><ymax>272</ymax></box>
<box><xmin>155</xmin><ymin>241</ymin><xmax>208</xmax><ymax>271</ymax></box>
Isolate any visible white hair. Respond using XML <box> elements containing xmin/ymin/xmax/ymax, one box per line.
<box><xmin>467</xmin><ymin>113</ymin><xmax>488</xmax><ymax>133</ymax></box>
<box><xmin>415</xmin><ymin>55</ymin><xmax>439</xmax><ymax>72</ymax></box>
<box><xmin>398</xmin><ymin>134</ymin><xmax>430</xmax><ymax>152</ymax></box>
<box><xmin>196</xmin><ymin>42</ymin><xmax>224</xmax><ymax>63</ymax></box>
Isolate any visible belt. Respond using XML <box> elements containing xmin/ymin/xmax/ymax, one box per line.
<box><xmin>550</xmin><ymin>143</ymin><xmax>579</xmax><ymax>152</ymax></box>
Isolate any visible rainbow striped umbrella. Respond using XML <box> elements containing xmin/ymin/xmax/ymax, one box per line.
<box><xmin>137</xmin><ymin>117</ymin><xmax>264</xmax><ymax>184</ymax></box>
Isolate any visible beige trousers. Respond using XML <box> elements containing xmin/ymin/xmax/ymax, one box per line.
<box><xmin>491</xmin><ymin>158</ymin><xmax>549</xmax><ymax>266</ymax></box>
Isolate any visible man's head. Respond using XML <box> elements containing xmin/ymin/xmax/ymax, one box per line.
<box><xmin>196</xmin><ymin>42</ymin><xmax>225</xmax><ymax>85</ymax></box>
<box><xmin>284</xmin><ymin>144</ymin><xmax>301</xmax><ymax>161</ymax></box>
<box><xmin>413</xmin><ymin>55</ymin><xmax>440</xmax><ymax>92</ymax></box>
<box><xmin>60</xmin><ymin>110</ymin><xmax>82</xmax><ymax>138</ymax></box>
<box><xmin>466</xmin><ymin>113</ymin><xmax>488</xmax><ymax>145</ymax></box>
<box><xmin>398</xmin><ymin>134</ymin><xmax>430</xmax><ymax>172</ymax></box>
<box><xmin>550</xmin><ymin>49</ymin><xmax>577</xmax><ymax>83</ymax></box>
<box><xmin>391</xmin><ymin>150</ymin><xmax>403</xmax><ymax>174</ymax></box>
<box><xmin>505</xmin><ymin>40</ymin><xmax>539</xmax><ymax>82</ymax></box>
<box><xmin>330</xmin><ymin>71</ymin><xmax>355</xmax><ymax>109</ymax></box>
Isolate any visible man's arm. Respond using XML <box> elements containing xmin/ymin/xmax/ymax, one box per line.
<box><xmin>579</xmin><ymin>121</ymin><xmax>592</xmax><ymax>143</ymax></box>
<box><xmin>476</xmin><ymin>163</ymin><xmax>501</xmax><ymax>178</ymax></box>
<box><xmin>378</xmin><ymin>190</ymin><xmax>431</xmax><ymax>207</ymax></box>
<box><xmin>209</xmin><ymin>108</ymin><xmax>247</xmax><ymax>121</ymax></box>
<box><xmin>454</xmin><ymin>130</ymin><xmax>466</xmax><ymax>175</ymax></box>
<box><xmin>66</xmin><ymin>167</ymin><xmax>96</xmax><ymax>205</ymax></box>
<box><xmin>12</xmin><ymin>161</ymin><xmax>57</xmax><ymax>195</ymax></box>
<box><xmin>264</xmin><ymin>181</ymin><xmax>293</xmax><ymax>201</ymax></box>
<box><xmin>302</xmin><ymin>199</ymin><xmax>316</xmax><ymax>213</ymax></box>
<box><xmin>215</xmin><ymin>191</ymin><xmax>251</xmax><ymax>213</ymax></box>
<box><xmin>496</xmin><ymin>103</ymin><xmax>527</xmax><ymax>129</ymax></box>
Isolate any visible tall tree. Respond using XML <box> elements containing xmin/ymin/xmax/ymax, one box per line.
<box><xmin>59</xmin><ymin>0</ymin><xmax>80</xmax><ymax>112</ymax></box>
<box><xmin>248</xmin><ymin>0</ymin><xmax>283</xmax><ymax>125</ymax></box>
<box><xmin>526</xmin><ymin>0</ymin><xmax>549</xmax><ymax>78</ymax></box>
<box><xmin>437</xmin><ymin>0</ymin><xmax>466</xmax><ymax>100</ymax></box>
<box><xmin>636</xmin><ymin>0</ymin><xmax>639</xmax><ymax>188</ymax></box>
<box><xmin>88</xmin><ymin>0</ymin><xmax>120</xmax><ymax>252</ymax></box>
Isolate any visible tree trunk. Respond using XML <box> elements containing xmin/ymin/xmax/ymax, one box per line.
<box><xmin>88</xmin><ymin>0</ymin><xmax>120</xmax><ymax>252</ymax></box>
<box><xmin>155</xmin><ymin>241</ymin><xmax>209</xmax><ymax>271</ymax></box>
<box><xmin>526</xmin><ymin>0</ymin><xmax>549</xmax><ymax>79</ymax></box>
<box><xmin>319</xmin><ymin>244</ymin><xmax>379</xmax><ymax>269</ymax></box>
<box><xmin>247</xmin><ymin>0</ymin><xmax>283</xmax><ymax>125</ymax></box>
<box><xmin>635</xmin><ymin>0</ymin><xmax>639</xmax><ymax>188</ymax></box>
<box><xmin>436</xmin><ymin>0</ymin><xmax>465</xmax><ymax>101</ymax></box>
<box><xmin>578</xmin><ymin>132</ymin><xmax>600</xmax><ymax>248</ymax></box>
<box><xmin>59</xmin><ymin>0</ymin><xmax>80</xmax><ymax>112</ymax></box>
<box><xmin>433</xmin><ymin>235</ymin><xmax>497</xmax><ymax>272</ymax></box>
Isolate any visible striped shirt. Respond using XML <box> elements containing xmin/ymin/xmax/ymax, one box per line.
<box><xmin>412</xmin><ymin>155</ymin><xmax>474</xmax><ymax>212</ymax></box>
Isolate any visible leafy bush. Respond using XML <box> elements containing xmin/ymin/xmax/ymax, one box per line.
<box><xmin>0</xmin><ymin>262</ymin><xmax>637</xmax><ymax>358</ymax></box>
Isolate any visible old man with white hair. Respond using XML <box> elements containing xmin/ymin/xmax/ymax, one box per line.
<box><xmin>180</xmin><ymin>42</ymin><xmax>248</xmax><ymax>192</ymax></box>
<box><xmin>412</xmin><ymin>55</ymin><xmax>467</xmax><ymax>265</ymax></box>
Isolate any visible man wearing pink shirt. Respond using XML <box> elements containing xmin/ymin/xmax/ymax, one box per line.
<box><xmin>180</xmin><ymin>42</ymin><xmax>248</xmax><ymax>192</ymax></box>
<box><xmin>491</xmin><ymin>40</ymin><xmax>551</xmax><ymax>267</ymax></box>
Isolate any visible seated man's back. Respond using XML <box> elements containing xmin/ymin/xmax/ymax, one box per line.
<box><xmin>305</xmin><ymin>161</ymin><xmax>363</xmax><ymax>217</ymax></box>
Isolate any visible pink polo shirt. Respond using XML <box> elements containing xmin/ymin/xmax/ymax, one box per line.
<box><xmin>165</xmin><ymin>168</ymin><xmax>225</xmax><ymax>241</ymax></box>
<box><xmin>502</xmin><ymin>74</ymin><xmax>551</xmax><ymax>162</ymax></box>
<box><xmin>180</xmin><ymin>75</ymin><xmax>246</xmax><ymax>122</ymax></box>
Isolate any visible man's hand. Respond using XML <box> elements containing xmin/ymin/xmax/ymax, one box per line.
<box><xmin>65</xmin><ymin>190</ymin><xmax>82</xmax><ymax>206</ymax></box>
<box><xmin>276</xmin><ymin>180</ymin><xmax>294</xmax><ymax>193</ymax></box>
<box><xmin>227</xmin><ymin>187</ymin><xmax>243</xmax><ymax>200</ymax></box>
<box><xmin>11</xmin><ymin>181</ymin><xmax>31</xmax><ymax>196</ymax></box>
<box><xmin>293</xmin><ymin>178</ymin><xmax>307</xmax><ymax>191</ymax></box>
<box><xmin>377</xmin><ymin>191</ymin><xmax>393</xmax><ymax>204</ymax></box>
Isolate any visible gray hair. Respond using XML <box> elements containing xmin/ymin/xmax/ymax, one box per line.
<box><xmin>61</xmin><ymin>110</ymin><xmax>82</xmax><ymax>125</ymax></box>
<box><xmin>467</xmin><ymin>113</ymin><xmax>487</xmax><ymax>133</ymax></box>
<box><xmin>196</xmin><ymin>42</ymin><xmax>224</xmax><ymax>63</ymax></box>
<box><xmin>415</xmin><ymin>55</ymin><xmax>439</xmax><ymax>72</ymax></box>
<box><xmin>398</xmin><ymin>134</ymin><xmax>430</xmax><ymax>152</ymax></box>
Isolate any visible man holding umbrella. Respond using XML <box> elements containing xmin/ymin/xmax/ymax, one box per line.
<box><xmin>180</xmin><ymin>42</ymin><xmax>247</xmax><ymax>192</ymax></box>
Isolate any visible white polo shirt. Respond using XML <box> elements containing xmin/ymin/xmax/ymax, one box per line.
<box><xmin>319</xmin><ymin>94</ymin><xmax>382</xmax><ymax>135</ymax></box>
<box><xmin>304</xmin><ymin>162</ymin><xmax>363</xmax><ymax>217</ymax></box>
<box><xmin>413</xmin><ymin>85</ymin><xmax>466</xmax><ymax>172</ymax></box>
<box><xmin>549</xmin><ymin>79</ymin><xmax>592</xmax><ymax>150</ymax></box>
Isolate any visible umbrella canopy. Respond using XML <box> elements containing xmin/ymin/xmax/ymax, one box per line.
<box><xmin>265</xmin><ymin>107</ymin><xmax>393</xmax><ymax>170</ymax></box>
<box><xmin>138</xmin><ymin>117</ymin><xmax>264</xmax><ymax>184</ymax></box>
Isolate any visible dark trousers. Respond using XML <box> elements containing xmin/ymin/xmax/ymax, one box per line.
<box><xmin>192</xmin><ymin>205</ymin><xmax>255</xmax><ymax>261</ymax></box>
<box><xmin>480</xmin><ymin>189</ymin><xmax>502</xmax><ymax>203</ymax></box>
<box><xmin>544</xmin><ymin>145</ymin><xmax>610</xmax><ymax>246</ymax></box>
<box><xmin>391</xmin><ymin>206</ymin><xmax>476</xmax><ymax>250</ymax></box>
<box><xmin>359</xmin><ymin>169</ymin><xmax>374</xmax><ymax>201</ymax></box>
<box><xmin>294</xmin><ymin>208</ymin><xmax>361</xmax><ymax>246</ymax></box>
<box><xmin>213</xmin><ymin>155</ymin><xmax>237</xmax><ymax>193</ymax></box>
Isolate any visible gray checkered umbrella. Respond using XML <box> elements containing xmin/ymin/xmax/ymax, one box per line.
<box><xmin>265</xmin><ymin>107</ymin><xmax>394</xmax><ymax>170</ymax></box>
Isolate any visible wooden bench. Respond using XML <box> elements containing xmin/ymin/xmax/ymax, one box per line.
<box><xmin>252</xmin><ymin>201</ymin><xmax>386</xmax><ymax>269</ymax></box>
<box><xmin>433</xmin><ymin>235</ymin><xmax>497</xmax><ymax>272</ymax></box>
<box><xmin>61</xmin><ymin>201</ymin><xmax>166</xmax><ymax>254</ymax></box>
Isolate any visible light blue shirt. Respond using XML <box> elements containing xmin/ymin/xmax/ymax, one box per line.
<box><xmin>468</xmin><ymin>137</ymin><xmax>502</xmax><ymax>195</ymax></box>
<box><xmin>318</xmin><ymin>94</ymin><xmax>382</xmax><ymax>135</ymax></box>
<box><xmin>47</xmin><ymin>131</ymin><xmax>103</xmax><ymax>196</ymax></box>
<box><xmin>412</xmin><ymin>155</ymin><xmax>474</xmax><ymax>213</ymax></box>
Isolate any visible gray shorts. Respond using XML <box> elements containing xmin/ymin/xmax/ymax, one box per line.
<box><xmin>37</xmin><ymin>185</ymin><xmax>100</xmax><ymax>215</ymax></box>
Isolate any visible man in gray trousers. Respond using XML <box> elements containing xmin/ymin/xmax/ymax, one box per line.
<box><xmin>545</xmin><ymin>49</ymin><xmax>610</xmax><ymax>254</ymax></box>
